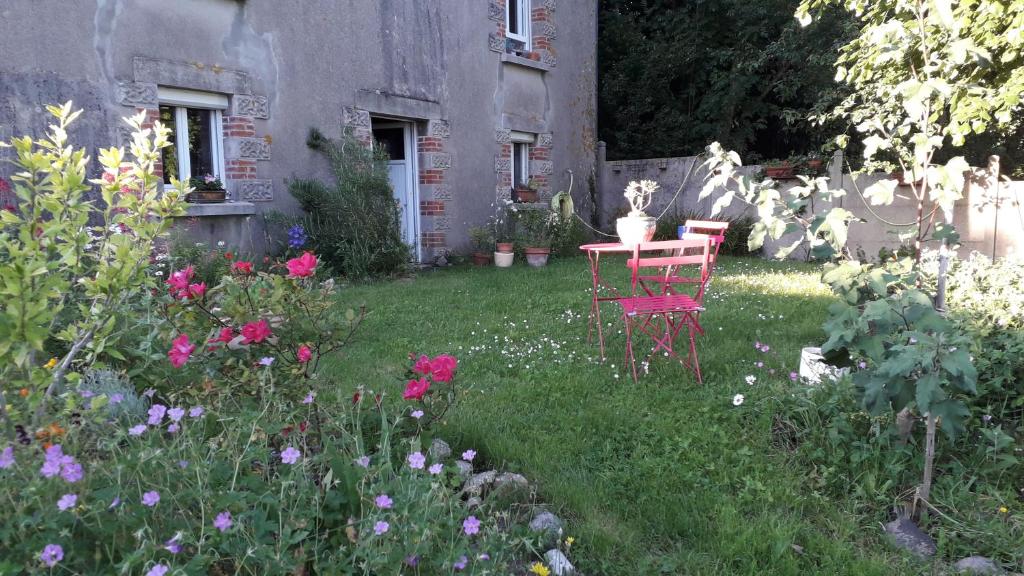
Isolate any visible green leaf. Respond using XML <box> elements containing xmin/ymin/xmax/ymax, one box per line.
<box><xmin>863</xmin><ymin>179</ymin><xmax>897</xmax><ymax>206</ymax></box>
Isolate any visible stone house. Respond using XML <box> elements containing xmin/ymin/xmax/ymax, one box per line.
<box><xmin>0</xmin><ymin>0</ymin><xmax>598</xmax><ymax>260</ymax></box>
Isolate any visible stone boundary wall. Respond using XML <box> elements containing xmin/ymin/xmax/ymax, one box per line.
<box><xmin>596</xmin><ymin>144</ymin><xmax>1024</xmax><ymax>260</ymax></box>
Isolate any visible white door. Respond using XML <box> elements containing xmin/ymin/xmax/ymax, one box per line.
<box><xmin>372</xmin><ymin>122</ymin><xmax>419</xmax><ymax>260</ymax></box>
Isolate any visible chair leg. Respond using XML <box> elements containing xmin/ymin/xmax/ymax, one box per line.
<box><xmin>688</xmin><ymin>321</ymin><xmax>702</xmax><ymax>384</ymax></box>
<box><xmin>624</xmin><ymin>316</ymin><xmax>638</xmax><ymax>383</ymax></box>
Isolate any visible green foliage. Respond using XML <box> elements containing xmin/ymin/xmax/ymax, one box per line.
<box><xmin>549</xmin><ymin>214</ymin><xmax>589</xmax><ymax>257</ymax></box>
<box><xmin>514</xmin><ymin>207</ymin><xmax>557</xmax><ymax>248</ymax></box>
<box><xmin>468</xmin><ymin>225</ymin><xmax>495</xmax><ymax>253</ymax></box>
<box><xmin>187</xmin><ymin>174</ymin><xmax>223</xmax><ymax>191</ymax></box>
<box><xmin>159</xmin><ymin>232</ymin><xmax>236</xmax><ymax>288</ymax></box>
<box><xmin>80</xmin><ymin>369</ymin><xmax>146</xmax><ymax>421</ymax></box>
<box><xmin>285</xmin><ymin>129</ymin><xmax>409</xmax><ymax>279</ymax></box>
<box><xmin>598</xmin><ymin>0</ymin><xmax>856</xmax><ymax>161</ymax></box>
<box><xmin>654</xmin><ymin>210</ymin><xmax>762</xmax><ymax>256</ymax></box>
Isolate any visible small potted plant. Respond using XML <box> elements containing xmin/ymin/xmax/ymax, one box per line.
<box><xmin>490</xmin><ymin>201</ymin><xmax>516</xmax><ymax>266</ymax></box>
<box><xmin>514</xmin><ymin>178</ymin><xmax>540</xmax><ymax>204</ymax></box>
<box><xmin>804</xmin><ymin>152</ymin><xmax>825</xmax><ymax>173</ymax></box>
<box><xmin>616</xmin><ymin>179</ymin><xmax>659</xmax><ymax>247</ymax></box>
<box><xmin>762</xmin><ymin>159</ymin><xmax>795</xmax><ymax>180</ymax></box>
<box><xmin>468</xmin><ymin>226</ymin><xmax>494</xmax><ymax>266</ymax></box>
<box><xmin>187</xmin><ymin>174</ymin><xmax>227</xmax><ymax>203</ymax></box>
<box><xmin>518</xmin><ymin>207</ymin><xmax>554</xmax><ymax>267</ymax></box>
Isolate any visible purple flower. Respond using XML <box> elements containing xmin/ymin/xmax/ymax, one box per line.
<box><xmin>288</xmin><ymin>225</ymin><xmax>307</xmax><ymax>249</ymax></box>
<box><xmin>405</xmin><ymin>556</ymin><xmax>420</xmax><ymax>567</ymax></box>
<box><xmin>214</xmin><ymin>511</ymin><xmax>233</xmax><ymax>532</ymax></box>
<box><xmin>429</xmin><ymin>463</ymin><xmax>443</xmax><ymax>475</ymax></box>
<box><xmin>354</xmin><ymin>456</ymin><xmax>370</xmax><ymax>468</ymax></box>
<box><xmin>39</xmin><ymin>544</ymin><xmax>63</xmax><ymax>567</ymax></box>
<box><xmin>302</xmin><ymin>392</ymin><xmax>314</xmax><ymax>405</ymax></box>
<box><xmin>0</xmin><ymin>445</ymin><xmax>14</xmax><ymax>469</ymax></box>
<box><xmin>146</xmin><ymin>564</ymin><xmax>169</xmax><ymax>576</ymax></box>
<box><xmin>147</xmin><ymin>404</ymin><xmax>167</xmax><ymax>425</ymax></box>
<box><xmin>754</xmin><ymin>341</ymin><xmax>761</xmax><ymax>349</ymax></box>
<box><xmin>408</xmin><ymin>451</ymin><xmax>425</xmax><ymax>470</ymax></box>
<box><xmin>259</xmin><ymin>357</ymin><xmax>275</xmax><ymax>366</ymax></box>
<box><xmin>178</xmin><ymin>460</ymin><xmax>189</xmax><ymax>469</ymax></box>
<box><xmin>463</xmin><ymin>515</ymin><xmax>481</xmax><ymax>535</ymax></box>
<box><xmin>789</xmin><ymin>371</ymin><xmax>799</xmax><ymax>381</ymax></box>
<box><xmin>188</xmin><ymin>406</ymin><xmax>204</xmax><ymax>418</ymax></box>
<box><xmin>982</xmin><ymin>414</ymin><xmax>993</xmax><ymax>423</ymax></box>
<box><xmin>40</xmin><ymin>445</ymin><xmax>64</xmax><ymax>478</ymax></box>
<box><xmin>129</xmin><ymin>424</ymin><xmax>147</xmax><ymax>437</ymax></box>
<box><xmin>167</xmin><ymin>407</ymin><xmax>185</xmax><ymax>422</ymax></box>
<box><xmin>167</xmin><ymin>424</ymin><xmax>179</xmax><ymax>433</ymax></box>
<box><xmin>373</xmin><ymin>520</ymin><xmax>389</xmax><ymax>535</ymax></box>
<box><xmin>461</xmin><ymin>449</ymin><xmax>476</xmax><ymax>462</ymax></box>
<box><xmin>61</xmin><ymin>462</ymin><xmax>83</xmax><ymax>483</ymax></box>
<box><xmin>374</xmin><ymin>494</ymin><xmax>393</xmax><ymax>509</ymax></box>
<box><xmin>57</xmin><ymin>493</ymin><xmax>77</xmax><ymax>511</ymax></box>
<box><xmin>281</xmin><ymin>446</ymin><xmax>301</xmax><ymax>465</ymax></box>
<box><xmin>454</xmin><ymin>555</ymin><xmax>468</xmax><ymax>570</ymax></box>
<box><xmin>858</xmin><ymin>360</ymin><xmax>867</xmax><ymax>369</ymax></box>
<box><xmin>80</xmin><ymin>389</ymin><xmax>94</xmax><ymax>399</ymax></box>
<box><xmin>142</xmin><ymin>490</ymin><xmax>160</xmax><ymax>507</ymax></box>
<box><xmin>411</xmin><ymin>410</ymin><xmax>424</xmax><ymax>420</ymax></box>
<box><xmin>109</xmin><ymin>393</ymin><xmax>124</xmax><ymax>405</ymax></box>
<box><xmin>142</xmin><ymin>388</ymin><xmax>156</xmax><ymax>398</ymax></box>
<box><xmin>479</xmin><ymin>553</ymin><xmax>490</xmax><ymax>561</ymax></box>
<box><xmin>755</xmin><ymin>361</ymin><xmax>764</xmax><ymax>368</ymax></box>
<box><xmin>108</xmin><ymin>497</ymin><xmax>121</xmax><ymax>509</ymax></box>
<box><xmin>164</xmin><ymin>534</ymin><xmax>182</xmax><ymax>554</ymax></box>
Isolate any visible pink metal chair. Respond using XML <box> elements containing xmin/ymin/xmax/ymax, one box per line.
<box><xmin>637</xmin><ymin>220</ymin><xmax>728</xmax><ymax>296</ymax></box>
<box><xmin>617</xmin><ymin>238</ymin><xmax>715</xmax><ymax>383</ymax></box>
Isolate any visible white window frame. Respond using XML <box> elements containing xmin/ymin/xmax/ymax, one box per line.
<box><xmin>506</xmin><ymin>0</ymin><xmax>532</xmax><ymax>49</ymax></box>
<box><xmin>510</xmin><ymin>132</ymin><xmax>535</xmax><ymax>189</ymax></box>
<box><xmin>157</xmin><ymin>87</ymin><xmax>228</xmax><ymax>188</ymax></box>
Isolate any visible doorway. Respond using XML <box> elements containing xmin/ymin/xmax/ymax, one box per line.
<box><xmin>371</xmin><ymin>120</ymin><xmax>420</xmax><ymax>261</ymax></box>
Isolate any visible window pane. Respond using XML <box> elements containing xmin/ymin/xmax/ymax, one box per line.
<box><xmin>509</xmin><ymin>0</ymin><xmax>520</xmax><ymax>35</ymax></box>
<box><xmin>514</xmin><ymin>143</ymin><xmax>530</xmax><ymax>187</ymax></box>
<box><xmin>159</xmin><ymin>105</ymin><xmax>179</xmax><ymax>185</ymax></box>
<box><xmin>371</xmin><ymin>127</ymin><xmax>405</xmax><ymax>161</ymax></box>
<box><xmin>186</xmin><ymin>108</ymin><xmax>216</xmax><ymax>181</ymax></box>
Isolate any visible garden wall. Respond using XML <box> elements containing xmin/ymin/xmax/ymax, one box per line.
<box><xmin>595</xmin><ymin>143</ymin><xmax>1024</xmax><ymax>260</ymax></box>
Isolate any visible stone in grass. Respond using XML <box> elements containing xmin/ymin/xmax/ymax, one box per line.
<box><xmin>884</xmin><ymin>517</ymin><xmax>936</xmax><ymax>558</ymax></box>
<box><xmin>466</xmin><ymin>496</ymin><xmax>482</xmax><ymax>509</ymax></box>
<box><xmin>428</xmin><ymin>438</ymin><xmax>452</xmax><ymax>461</ymax></box>
<box><xmin>463</xmin><ymin>470</ymin><xmax>497</xmax><ymax>496</ymax></box>
<box><xmin>543</xmin><ymin>549</ymin><xmax>576</xmax><ymax>576</ymax></box>
<box><xmin>529</xmin><ymin>511</ymin><xmax>564</xmax><ymax>546</ymax></box>
<box><xmin>493</xmin><ymin>472</ymin><xmax>529</xmax><ymax>497</ymax></box>
<box><xmin>454</xmin><ymin>460</ymin><xmax>473</xmax><ymax>480</ymax></box>
<box><xmin>954</xmin><ymin>556</ymin><xmax>1002</xmax><ymax>575</ymax></box>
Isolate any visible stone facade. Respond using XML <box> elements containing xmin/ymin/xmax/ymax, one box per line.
<box><xmin>0</xmin><ymin>1</ymin><xmax>598</xmax><ymax>260</ymax></box>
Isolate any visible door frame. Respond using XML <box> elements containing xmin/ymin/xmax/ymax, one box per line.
<box><xmin>372</xmin><ymin>119</ymin><xmax>421</xmax><ymax>262</ymax></box>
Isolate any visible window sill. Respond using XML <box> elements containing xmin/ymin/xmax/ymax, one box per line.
<box><xmin>181</xmin><ymin>202</ymin><xmax>256</xmax><ymax>217</ymax></box>
<box><xmin>501</xmin><ymin>53</ymin><xmax>550</xmax><ymax>73</ymax></box>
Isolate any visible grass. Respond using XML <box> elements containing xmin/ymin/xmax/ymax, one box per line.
<box><xmin>322</xmin><ymin>255</ymin><xmax>926</xmax><ymax>575</ymax></box>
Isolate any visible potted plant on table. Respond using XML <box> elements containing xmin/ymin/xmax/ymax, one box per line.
<box><xmin>616</xmin><ymin>179</ymin><xmax>660</xmax><ymax>247</ymax></box>
<box><xmin>468</xmin><ymin>226</ymin><xmax>494</xmax><ymax>266</ymax></box>
<box><xmin>517</xmin><ymin>207</ymin><xmax>555</xmax><ymax>267</ymax></box>
<box><xmin>187</xmin><ymin>174</ymin><xmax>227</xmax><ymax>203</ymax></box>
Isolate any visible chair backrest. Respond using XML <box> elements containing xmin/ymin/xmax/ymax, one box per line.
<box><xmin>685</xmin><ymin>219</ymin><xmax>729</xmax><ymax>265</ymax></box>
<box><xmin>627</xmin><ymin>238</ymin><xmax>714</xmax><ymax>302</ymax></box>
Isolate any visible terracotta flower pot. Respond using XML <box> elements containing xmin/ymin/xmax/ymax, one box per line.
<box><xmin>763</xmin><ymin>164</ymin><xmax>795</xmax><ymax>180</ymax></box>
<box><xmin>496</xmin><ymin>242</ymin><xmax>515</xmax><ymax>253</ymax></box>
<box><xmin>494</xmin><ymin>251</ymin><xmax>514</xmax><ymax>267</ymax></box>
<box><xmin>514</xmin><ymin>188</ymin><xmax>539</xmax><ymax>203</ymax></box>
<box><xmin>524</xmin><ymin>246</ymin><xmax>550</xmax><ymax>267</ymax></box>
<box><xmin>472</xmin><ymin>252</ymin><xmax>492</xmax><ymax>266</ymax></box>
<box><xmin>805</xmin><ymin>159</ymin><xmax>824</xmax><ymax>171</ymax></box>
<box><xmin>187</xmin><ymin>189</ymin><xmax>228</xmax><ymax>203</ymax></box>
<box><xmin>527</xmin><ymin>51</ymin><xmax>541</xmax><ymax>61</ymax></box>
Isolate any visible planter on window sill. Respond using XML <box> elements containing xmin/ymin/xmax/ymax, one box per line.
<box><xmin>187</xmin><ymin>189</ymin><xmax>228</xmax><ymax>204</ymax></box>
<box><xmin>513</xmin><ymin>187</ymin><xmax>539</xmax><ymax>203</ymax></box>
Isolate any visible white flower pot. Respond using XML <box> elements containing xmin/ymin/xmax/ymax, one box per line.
<box><xmin>616</xmin><ymin>215</ymin><xmax>657</xmax><ymax>247</ymax></box>
<box><xmin>798</xmin><ymin>347</ymin><xmax>850</xmax><ymax>385</ymax></box>
<box><xmin>493</xmin><ymin>251</ymin><xmax>514</xmax><ymax>267</ymax></box>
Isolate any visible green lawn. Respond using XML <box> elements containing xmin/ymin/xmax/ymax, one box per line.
<box><xmin>322</xmin><ymin>255</ymin><xmax>921</xmax><ymax>575</ymax></box>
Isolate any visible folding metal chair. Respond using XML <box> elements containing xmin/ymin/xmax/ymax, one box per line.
<box><xmin>636</xmin><ymin>220</ymin><xmax>727</xmax><ymax>296</ymax></box>
<box><xmin>617</xmin><ymin>238</ymin><xmax>714</xmax><ymax>383</ymax></box>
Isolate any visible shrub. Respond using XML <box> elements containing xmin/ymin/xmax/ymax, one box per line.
<box><xmin>283</xmin><ymin>128</ymin><xmax>410</xmax><ymax>279</ymax></box>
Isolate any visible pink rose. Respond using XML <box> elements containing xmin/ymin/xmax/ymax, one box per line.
<box><xmin>166</xmin><ymin>265</ymin><xmax>195</xmax><ymax>299</ymax></box>
<box><xmin>241</xmin><ymin>320</ymin><xmax>272</xmax><ymax>344</ymax></box>
<box><xmin>187</xmin><ymin>282</ymin><xmax>206</xmax><ymax>299</ymax></box>
<box><xmin>403</xmin><ymin>377</ymin><xmax>430</xmax><ymax>400</ymax></box>
<box><xmin>412</xmin><ymin>354</ymin><xmax>432</xmax><ymax>375</ymax></box>
<box><xmin>286</xmin><ymin>252</ymin><xmax>318</xmax><ymax>278</ymax></box>
<box><xmin>168</xmin><ymin>334</ymin><xmax>196</xmax><ymax>368</ymax></box>
<box><xmin>297</xmin><ymin>345</ymin><xmax>313</xmax><ymax>363</ymax></box>
<box><xmin>430</xmin><ymin>354</ymin><xmax>458</xmax><ymax>383</ymax></box>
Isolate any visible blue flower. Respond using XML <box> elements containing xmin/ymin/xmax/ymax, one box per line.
<box><xmin>287</xmin><ymin>225</ymin><xmax>307</xmax><ymax>249</ymax></box>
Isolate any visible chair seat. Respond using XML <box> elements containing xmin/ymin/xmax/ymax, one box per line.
<box><xmin>616</xmin><ymin>294</ymin><xmax>703</xmax><ymax>315</ymax></box>
<box><xmin>636</xmin><ymin>274</ymin><xmax>701</xmax><ymax>284</ymax></box>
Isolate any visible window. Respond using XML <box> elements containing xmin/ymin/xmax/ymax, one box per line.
<box><xmin>157</xmin><ymin>88</ymin><xmax>227</xmax><ymax>186</ymax></box>
<box><xmin>510</xmin><ymin>131</ymin><xmax>535</xmax><ymax>189</ymax></box>
<box><xmin>506</xmin><ymin>0</ymin><xmax>531</xmax><ymax>48</ymax></box>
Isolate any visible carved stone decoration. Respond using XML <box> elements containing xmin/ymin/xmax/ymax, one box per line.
<box><xmin>234</xmin><ymin>179</ymin><xmax>273</xmax><ymax>202</ymax></box>
<box><xmin>428</xmin><ymin>153</ymin><xmax>451</xmax><ymax>170</ymax></box>
<box><xmin>489</xmin><ymin>33</ymin><xmax>505</xmax><ymax>53</ymax></box>
<box><xmin>544</xmin><ymin>0</ymin><xmax>556</xmax><ymax>11</ymax></box>
<box><xmin>116</xmin><ymin>124</ymin><xmax>135</xmax><ymax>148</ymax></box>
<box><xmin>342</xmin><ymin>106</ymin><xmax>371</xmax><ymax>128</ymax></box>
<box><xmin>116</xmin><ymin>81</ymin><xmax>158</xmax><ymax>108</ymax></box>
<box><xmin>238</xmin><ymin>138</ymin><xmax>271</xmax><ymax>160</ymax></box>
<box><xmin>531</xmin><ymin>160</ymin><xmax>554</xmax><ymax>176</ymax></box>
<box><xmin>496</xmin><ymin>185</ymin><xmax>512</xmax><ymax>201</ymax></box>
<box><xmin>432</xmin><ymin>184</ymin><xmax>453</xmax><ymax>200</ymax></box>
<box><xmin>428</xmin><ymin>119</ymin><xmax>451</xmax><ymax>140</ymax></box>
<box><xmin>541</xmin><ymin>22</ymin><xmax>557</xmax><ymax>39</ymax></box>
<box><xmin>537</xmin><ymin>133</ymin><xmax>553</xmax><ymax>148</ymax></box>
<box><xmin>495</xmin><ymin>129</ymin><xmax>511</xmax><ymax>144</ymax></box>
<box><xmin>542</xmin><ymin>51</ymin><xmax>557</xmax><ymax>67</ymax></box>
<box><xmin>495</xmin><ymin>156</ymin><xmax>512</xmax><ymax>173</ymax></box>
<box><xmin>232</xmin><ymin>95</ymin><xmax>269</xmax><ymax>119</ymax></box>
<box><xmin>488</xmin><ymin>0</ymin><xmax>504</xmax><ymax>21</ymax></box>
<box><xmin>433</xmin><ymin>216</ymin><xmax>451</xmax><ymax>231</ymax></box>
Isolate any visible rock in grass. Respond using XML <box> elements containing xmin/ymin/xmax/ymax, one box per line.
<box><xmin>884</xmin><ymin>517</ymin><xmax>936</xmax><ymax>558</ymax></box>
<box><xmin>543</xmin><ymin>549</ymin><xmax>576</xmax><ymax>575</ymax></box>
<box><xmin>466</xmin><ymin>496</ymin><xmax>482</xmax><ymax>509</ymax></box>
<box><xmin>455</xmin><ymin>460</ymin><xmax>473</xmax><ymax>480</ymax></box>
<box><xmin>954</xmin><ymin>556</ymin><xmax>1002</xmax><ymax>574</ymax></box>
<box><xmin>493</xmin><ymin>472</ymin><xmax>529</xmax><ymax>496</ymax></box>
<box><xmin>529</xmin><ymin>511</ymin><xmax>563</xmax><ymax>546</ymax></box>
<box><xmin>464</xmin><ymin>470</ymin><xmax>497</xmax><ymax>496</ymax></box>
<box><xmin>428</xmin><ymin>439</ymin><xmax>451</xmax><ymax>461</ymax></box>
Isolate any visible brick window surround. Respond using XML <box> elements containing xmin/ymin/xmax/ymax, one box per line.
<box><xmin>488</xmin><ymin>0</ymin><xmax>557</xmax><ymax>66</ymax></box>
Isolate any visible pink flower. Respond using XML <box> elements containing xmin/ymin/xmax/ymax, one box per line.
<box><xmin>241</xmin><ymin>320</ymin><xmax>272</xmax><ymax>344</ymax></box>
<box><xmin>214</xmin><ymin>511</ymin><xmax>233</xmax><ymax>532</ymax></box>
<box><xmin>208</xmin><ymin>327</ymin><xmax>235</xmax><ymax>349</ymax></box>
<box><xmin>462</xmin><ymin>449</ymin><xmax>476</xmax><ymax>462</ymax></box>
<box><xmin>286</xmin><ymin>252</ymin><xmax>318</xmax><ymax>278</ymax></box>
<box><xmin>429</xmin><ymin>463</ymin><xmax>443</xmax><ymax>475</ymax></box>
<box><xmin>374</xmin><ymin>520</ymin><xmax>390</xmax><ymax>535</ymax></box>
<box><xmin>374</xmin><ymin>494</ymin><xmax>393</xmax><ymax>509</ymax></box>
<box><xmin>297</xmin><ymin>345</ymin><xmax>313</xmax><ymax>363</ymax></box>
<box><xmin>231</xmin><ymin>261</ymin><xmax>253</xmax><ymax>274</ymax></box>
<box><xmin>463</xmin><ymin>515</ymin><xmax>481</xmax><ymax>535</ymax></box>
<box><xmin>403</xmin><ymin>377</ymin><xmax>430</xmax><ymax>400</ymax></box>
<box><xmin>168</xmin><ymin>334</ymin><xmax>195</xmax><ymax>368</ymax></box>
<box><xmin>407</xmin><ymin>452</ymin><xmax>426</xmax><ymax>470</ymax></box>
<box><xmin>281</xmin><ymin>446</ymin><xmax>301</xmax><ymax>464</ymax></box>
<box><xmin>166</xmin><ymin>266</ymin><xmax>195</xmax><ymax>299</ymax></box>
<box><xmin>789</xmin><ymin>371</ymin><xmax>799</xmax><ymax>382</ymax></box>
<box><xmin>429</xmin><ymin>354</ymin><xmax>458</xmax><ymax>383</ymax></box>
<box><xmin>187</xmin><ymin>282</ymin><xmax>206</xmax><ymax>299</ymax></box>
<box><xmin>412</xmin><ymin>354</ymin><xmax>432</xmax><ymax>375</ymax></box>
<box><xmin>57</xmin><ymin>494</ymin><xmax>77</xmax><ymax>511</ymax></box>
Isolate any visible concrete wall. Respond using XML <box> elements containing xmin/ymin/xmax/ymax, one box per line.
<box><xmin>596</xmin><ymin>148</ymin><xmax>1024</xmax><ymax>260</ymax></box>
<box><xmin>0</xmin><ymin>0</ymin><xmax>597</xmax><ymax>259</ymax></box>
